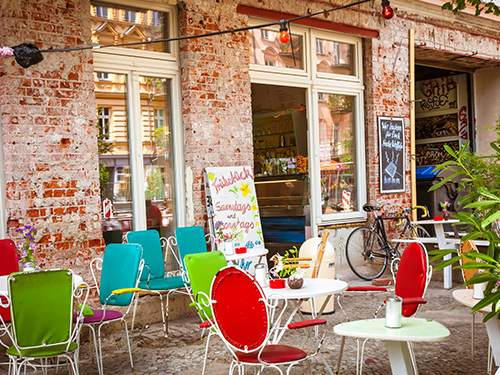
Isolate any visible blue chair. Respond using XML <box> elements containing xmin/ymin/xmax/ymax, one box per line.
<box><xmin>126</xmin><ymin>227</ymin><xmax>210</xmax><ymax>337</ymax></box>
<box><xmin>83</xmin><ymin>243</ymin><xmax>144</xmax><ymax>375</ymax></box>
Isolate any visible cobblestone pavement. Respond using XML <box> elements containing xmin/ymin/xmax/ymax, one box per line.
<box><xmin>0</xmin><ymin>281</ymin><xmax>492</xmax><ymax>374</ymax></box>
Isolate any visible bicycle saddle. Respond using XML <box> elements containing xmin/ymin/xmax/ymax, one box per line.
<box><xmin>362</xmin><ymin>203</ymin><xmax>381</xmax><ymax>212</ymax></box>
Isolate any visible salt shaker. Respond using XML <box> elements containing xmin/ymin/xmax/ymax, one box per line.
<box><xmin>385</xmin><ymin>296</ymin><xmax>402</xmax><ymax>328</ymax></box>
<box><xmin>254</xmin><ymin>263</ymin><xmax>269</xmax><ymax>288</ymax></box>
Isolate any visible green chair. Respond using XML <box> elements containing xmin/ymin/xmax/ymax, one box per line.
<box><xmin>126</xmin><ymin>227</ymin><xmax>209</xmax><ymax>337</ymax></box>
<box><xmin>184</xmin><ymin>251</ymin><xmax>227</xmax><ymax>375</ymax></box>
<box><xmin>0</xmin><ymin>268</ymin><xmax>89</xmax><ymax>375</ymax></box>
<box><xmin>83</xmin><ymin>243</ymin><xmax>144</xmax><ymax>375</ymax></box>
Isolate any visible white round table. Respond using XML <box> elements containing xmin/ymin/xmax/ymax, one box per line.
<box><xmin>224</xmin><ymin>247</ymin><xmax>268</xmax><ymax>263</ymax></box>
<box><xmin>334</xmin><ymin>317</ymin><xmax>449</xmax><ymax>375</ymax></box>
<box><xmin>262</xmin><ymin>277</ymin><xmax>348</xmax><ymax>300</ymax></box>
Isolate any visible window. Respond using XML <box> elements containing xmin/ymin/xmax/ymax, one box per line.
<box><xmin>252</xmin><ymin>28</ymin><xmax>304</xmax><ymax>70</ymax></box>
<box><xmin>96</xmin><ymin>6</ymin><xmax>108</xmax><ymax>18</ymax></box>
<box><xmin>93</xmin><ymin>1</ymin><xmax>181</xmax><ymax>260</ymax></box>
<box><xmin>316</xmin><ymin>39</ymin><xmax>324</xmax><ymax>54</ymax></box>
<box><xmin>90</xmin><ymin>2</ymin><xmax>170</xmax><ymax>52</ymax></box>
<box><xmin>97</xmin><ymin>72</ymin><xmax>110</xmax><ymax>80</ymax></box>
<box><xmin>124</xmin><ymin>10</ymin><xmax>136</xmax><ymax>23</ymax></box>
<box><xmin>265</xmin><ymin>60</ymin><xmax>275</xmax><ymax>66</ymax></box>
<box><xmin>97</xmin><ymin>107</ymin><xmax>110</xmax><ymax>140</ymax></box>
<box><xmin>249</xmin><ymin>21</ymin><xmax>365</xmax><ymax>226</ymax></box>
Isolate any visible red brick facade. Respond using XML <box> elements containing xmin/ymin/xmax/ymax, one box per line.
<box><xmin>0</xmin><ymin>0</ymin><xmax>103</xmax><ymax>278</ymax></box>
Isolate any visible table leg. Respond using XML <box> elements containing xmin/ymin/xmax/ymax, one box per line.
<box><xmin>384</xmin><ymin>341</ymin><xmax>416</xmax><ymax>375</ymax></box>
<box><xmin>443</xmin><ymin>253</ymin><xmax>452</xmax><ymax>289</ymax></box>
<box><xmin>485</xmin><ymin>318</ymin><xmax>500</xmax><ymax>366</ymax></box>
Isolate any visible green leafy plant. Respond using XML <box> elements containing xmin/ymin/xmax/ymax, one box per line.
<box><xmin>270</xmin><ymin>246</ymin><xmax>306</xmax><ymax>280</ymax></box>
<box><xmin>441</xmin><ymin>0</ymin><xmax>500</xmax><ymax>16</ymax></box>
<box><xmin>15</xmin><ymin>225</ymin><xmax>38</xmax><ymax>266</ymax></box>
<box><xmin>428</xmin><ymin>116</ymin><xmax>500</xmax><ymax>321</ymax></box>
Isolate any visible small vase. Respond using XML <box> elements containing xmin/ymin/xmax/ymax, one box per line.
<box><xmin>443</xmin><ymin>211</ymin><xmax>450</xmax><ymax>220</ymax></box>
<box><xmin>224</xmin><ymin>239</ymin><xmax>234</xmax><ymax>255</ymax></box>
<box><xmin>22</xmin><ymin>261</ymin><xmax>35</xmax><ymax>271</ymax></box>
<box><xmin>287</xmin><ymin>277</ymin><xmax>304</xmax><ymax>289</ymax></box>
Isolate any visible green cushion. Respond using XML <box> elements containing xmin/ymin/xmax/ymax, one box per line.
<box><xmin>138</xmin><ymin>275</ymin><xmax>186</xmax><ymax>291</ymax></box>
<box><xmin>7</xmin><ymin>341</ymin><xmax>78</xmax><ymax>358</ymax></box>
<box><xmin>184</xmin><ymin>251</ymin><xmax>227</xmax><ymax>320</ymax></box>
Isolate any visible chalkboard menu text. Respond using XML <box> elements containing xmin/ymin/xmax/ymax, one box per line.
<box><xmin>378</xmin><ymin>116</ymin><xmax>405</xmax><ymax>193</ymax></box>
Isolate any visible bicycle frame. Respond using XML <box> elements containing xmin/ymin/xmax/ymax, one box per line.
<box><xmin>370</xmin><ymin>211</ymin><xmax>413</xmax><ymax>258</ymax></box>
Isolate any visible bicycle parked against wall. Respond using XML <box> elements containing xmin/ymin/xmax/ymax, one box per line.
<box><xmin>345</xmin><ymin>203</ymin><xmax>430</xmax><ymax>280</ymax></box>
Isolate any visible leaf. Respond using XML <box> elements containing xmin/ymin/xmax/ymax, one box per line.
<box><xmin>471</xmin><ymin>291</ymin><xmax>500</xmax><ymax>314</ymax></box>
<box><xmin>433</xmin><ymin>257</ymin><xmax>461</xmax><ymax>271</ymax></box>
<box><xmin>464</xmin><ymin>273</ymin><xmax>498</xmax><ymax>288</ymax></box>
<box><xmin>477</xmin><ymin>187</ymin><xmax>500</xmax><ymax>201</ymax></box>
<box><xmin>429</xmin><ymin>249</ymin><xmax>458</xmax><ymax>263</ymax></box>
<box><xmin>465</xmin><ymin>201</ymin><xmax>498</xmax><ymax>208</ymax></box>
<box><xmin>481</xmin><ymin>211</ymin><xmax>500</xmax><ymax>229</ymax></box>
<box><xmin>471</xmin><ymin>252</ymin><xmax>497</xmax><ymax>264</ymax></box>
<box><xmin>456</xmin><ymin>262</ymin><xmax>496</xmax><ymax>270</ymax></box>
<box><xmin>444</xmin><ymin>144</ymin><xmax>458</xmax><ymax>158</ymax></box>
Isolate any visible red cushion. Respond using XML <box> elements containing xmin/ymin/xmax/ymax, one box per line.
<box><xmin>200</xmin><ymin>318</ymin><xmax>214</xmax><ymax>329</ymax></box>
<box><xmin>346</xmin><ymin>286</ymin><xmax>387</xmax><ymax>292</ymax></box>
<box><xmin>395</xmin><ymin>242</ymin><xmax>427</xmax><ymax>317</ymax></box>
<box><xmin>402</xmin><ymin>297</ymin><xmax>427</xmax><ymax>305</ymax></box>
<box><xmin>288</xmin><ymin>319</ymin><xmax>326</xmax><ymax>330</ymax></box>
<box><xmin>0</xmin><ymin>240</ymin><xmax>19</xmax><ymax>277</ymax></box>
<box><xmin>0</xmin><ymin>296</ymin><xmax>10</xmax><ymax>323</ymax></box>
<box><xmin>235</xmin><ymin>345</ymin><xmax>307</xmax><ymax>364</ymax></box>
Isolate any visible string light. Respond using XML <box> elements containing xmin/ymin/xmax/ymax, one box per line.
<box><xmin>381</xmin><ymin>0</ymin><xmax>395</xmax><ymax>20</ymax></box>
<box><xmin>279</xmin><ymin>21</ymin><xmax>290</xmax><ymax>44</ymax></box>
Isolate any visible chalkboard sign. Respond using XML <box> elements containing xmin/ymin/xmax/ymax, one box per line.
<box><xmin>378</xmin><ymin>116</ymin><xmax>405</xmax><ymax>193</ymax></box>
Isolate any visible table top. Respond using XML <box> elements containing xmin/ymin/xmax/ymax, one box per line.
<box><xmin>0</xmin><ymin>273</ymin><xmax>85</xmax><ymax>295</ymax></box>
<box><xmin>412</xmin><ymin>219</ymin><xmax>460</xmax><ymax>225</ymax></box>
<box><xmin>452</xmin><ymin>288</ymin><xmax>492</xmax><ymax>312</ymax></box>
<box><xmin>334</xmin><ymin>317</ymin><xmax>450</xmax><ymax>342</ymax></box>
<box><xmin>225</xmin><ymin>247</ymin><xmax>268</xmax><ymax>262</ymax></box>
<box><xmin>263</xmin><ymin>278</ymin><xmax>348</xmax><ymax>300</ymax></box>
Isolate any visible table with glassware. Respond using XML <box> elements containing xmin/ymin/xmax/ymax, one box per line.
<box><xmin>262</xmin><ymin>277</ymin><xmax>347</xmax><ymax>374</ymax></box>
<box><xmin>334</xmin><ymin>317</ymin><xmax>450</xmax><ymax>375</ymax></box>
<box><xmin>224</xmin><ymin>247</ymin><xmax>268</xmax><ymax>265</ymax></box>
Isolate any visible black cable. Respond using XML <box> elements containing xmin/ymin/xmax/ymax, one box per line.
<box><xmin>39</xmin><ymin>0</ymin><xmax>372</xmax><ymax>54</ymax></box>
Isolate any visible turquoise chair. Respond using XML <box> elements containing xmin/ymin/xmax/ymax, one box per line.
<box><xmin>184</xmin><ymin>251</ymin><xmax>227</xmax><ymax>375</ymax></box>
<box><xmin>83</xmin><ymin>243</ymin><xmax>144</xmax><ymax>375</ymax></box>
<box><xmin>0</xmin><ymin>268</ymin><xmax>89</xmax><ymax>375</ymax></box>
<box><xmin>126</xmin><ymin>227</ymin><xmax>210</xmax><ymax>337</ymax></box>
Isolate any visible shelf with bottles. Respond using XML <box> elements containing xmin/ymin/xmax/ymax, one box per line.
<box><xmin>253</xmin><ymin>114</ymin><xmax>294</xmax><ymax>136</ymax></box>
<box><xmin>254</xmin><ymin>134</ymin><xmax>297</xmax><ymax>150</ymax></box>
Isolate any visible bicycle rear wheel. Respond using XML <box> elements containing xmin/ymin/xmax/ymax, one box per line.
<box><xmin>346</xmin><ymin>227</ymin><xmax>388</xmax><ymax>280</ymax></box>
<box><xmin>407</xmin><ymin>224</ymin><xmax>431</xmax><ymax>239</ymax></box>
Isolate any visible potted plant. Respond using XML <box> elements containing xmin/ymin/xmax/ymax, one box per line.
<box><xmin>270</xmin><ymin>246</ymin><xmax>307</xmax><ymax>289</ymax></box>
<box><xmin>428</xmin><ymin>117</ymin><xmax>500</xmax><ymax>321</ymax></box>
<box><xmin>440</xmin><ymin>201</ymin><xmax>451</xmax><ymax>220</ymax></box>
<box><xmin>15</xmin><ymin>224</ymin><xmax>39</xmax><ymax>271</ymax></box>
<box><xmin>213</xmin><ymin>221</ymin><xmax>243</xmax><ymax>255</ymax></box>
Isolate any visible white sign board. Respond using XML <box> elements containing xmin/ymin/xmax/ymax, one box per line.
<box><xmin>204</xmin><ymin>166</ymin><xmax>264</xmax><ymax>271</ymax></box>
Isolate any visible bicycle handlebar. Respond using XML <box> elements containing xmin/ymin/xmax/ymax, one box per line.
<box><xmin>393</xmin><ymin>205</ymin><xmax>428</xmax><ymax>226</ymax></box>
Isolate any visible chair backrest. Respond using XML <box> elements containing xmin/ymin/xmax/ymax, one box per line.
<box><xmin>0</xmin><ymin>239</ymin><xmax>19</xmax><ymax>323</ymax></box>
<box><xmin>460</xmin><ymin>240</ymin><xmax>479</xmax><ymax>289</ymax></box>
<box><xmin>175</xmin><ymin>226</ymin><xmax>208</xmax><ymax>270</ymax></box>
<box><xmin>99</xmin><ymin>243</ymin><xmax>143</xmax><ymax>306</ymax></box>
<box><xmin>9</xmin><ymin>269</ymin><xmax>75</xmax><ymax>351</ymax></box>
<box><xmin>210</xmin><ymin>266</ymin><xmax>269</xmax><ymax>353</ymax></box>
<box><xmin>126</xmin><ymin>230</ymin><xmax>164</xmax><ymax>281</ymax></box>
<box><xmin>395</xmin><ymin>242</ymin><xmax>431</xmax><ymax>317</ymax></box>
<box><xmin>184</xmin><ymin>251</ymin><xmax>227</xmax><ymax>320</ymax></box>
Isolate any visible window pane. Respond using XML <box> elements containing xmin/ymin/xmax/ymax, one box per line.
<box><xmin>90</xmin><ymin>3</ymin><xmax>169</xmax><ymax>52</ymax></box>
<box><xmin>96</xmin><ymin>73</ymin><xmax>134</xmax><ymax>238</ymax></box>
<box><xmin>252</xmin><ymin>29</ymin><xmax>303</xmax><ymax>70</ymax></box>
<box><xmin>140</xmin><ymin>76</ymin><xmax>176</xmax><ymax>248</ymax></box>
<box><xmin>316</xmin><ymin>39</ymin><xmax>355</xmax><ymax>76</ymax></box>
<box><xmin>318</xmin><ymin>93</ymin><xmax>357</xmax><ymax>214</ymax></box>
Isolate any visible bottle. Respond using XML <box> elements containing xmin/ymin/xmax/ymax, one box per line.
<box><xmin>280</xmin><ymin>134</ymin><xmax>285</xmax><ymax>147</ymax></box>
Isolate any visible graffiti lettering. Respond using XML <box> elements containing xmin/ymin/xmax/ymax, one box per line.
<box><xmin>419</xmin><ymin>93</ymin><xmax>453</xmax><ymax>111</ymax></box>
<box><xmin>419</xmin><ymin>76</ymin><xmax>457</xmax><ymax>98</ymax></box>
<box><xmin>459</xmin><ymin>105</ymin><xmax>468</xmax><ymax>140</ymax></box>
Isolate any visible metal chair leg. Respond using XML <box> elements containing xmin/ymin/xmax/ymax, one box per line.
<box><xmin>336</xmin><ymin>336</ymin><xmax>345</xmax><ymax>375</ymax></box>
<box><xmin>131</xmin><ymin>292</ymin><xmax>139</xmax><ymax>330</ymax></box>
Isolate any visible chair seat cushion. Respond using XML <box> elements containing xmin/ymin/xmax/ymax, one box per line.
<box><xmin>6</xmin><ymin>341</ymin><xmax>78</xmax><ymax>358</ymax></box>
<box><xmin>346</xmin><ymin>286</ymin><xmax>387</xmax><ymax>292</ymax></box>
<box><xmin>235</xmin><ymin>345</ymin><xmax>307</xmax><ymax>364</ymax></box>
<box><xmin>75</xmin><ymin>309</ymin><xmax>123</xmax><ymax>324</ymax></box>
<box><xmin>138</xmin><ymin>275</ymin><xmax>186</xmax><ymax>291</ymax></box>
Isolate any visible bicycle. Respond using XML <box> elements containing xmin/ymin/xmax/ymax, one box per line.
<box><xmin>345</xmin><ymin>203</ymin><xmax>430</xmax><ymax>280</ymax></box>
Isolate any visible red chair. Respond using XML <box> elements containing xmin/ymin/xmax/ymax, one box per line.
<box><xmin>0</xmin><ymin>239</ymin><xmax>19</xmax><ymax>345</ymax></box>
<box><xmin>206</xmin><ymin>266</ymin><xmax>327</xmax><ymax>374</ymax></box>
<box><xmin>336</xmin><ymin>241</ymin><xmax>432</xmax><ymax>373</ymax></box>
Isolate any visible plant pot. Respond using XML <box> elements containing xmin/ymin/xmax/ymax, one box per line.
<box><xmin>22</xmin><ymin>261</ymin><xmax>35</xmax><ymax>271</ymax></box>
<box><xmin>443</xmin><ymin>211</ymin><xmax>450</xmax><ymax>220</ymax></box>
<box><xmin>287</xmin><ymin>277</ymin><xmax>304</xmax><ymax>289</ymax></box>
<box><xmin>269</xmin><ymin>279</ymin><xmax>286</xmax><ymax>289</ymax></box>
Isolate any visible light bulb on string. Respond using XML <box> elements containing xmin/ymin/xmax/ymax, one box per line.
<box><xmin>381</xmin><ymin>0</ymin><xmax>394</xmax><ymax>19</ymax></box>
<box><xmin>279</xmin><ymin>21</ymin><xmax>290</xmax><ymax>44</ymax></box>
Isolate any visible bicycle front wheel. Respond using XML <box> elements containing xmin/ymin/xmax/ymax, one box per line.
<box><xmin>346</xmin><ymin>227</ymin><xmax>388</xmax><ymax>280</ymax></box>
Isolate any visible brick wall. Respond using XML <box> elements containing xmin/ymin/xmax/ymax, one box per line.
<box><xmin>179</xmin><ymin>0</ymin><xmax>254</xmax><ymax>227</ymax></box>
<box><xmin>0</xmin><ymin>0</ymin><xmax>103</xmax><ymax>277</ymax></box>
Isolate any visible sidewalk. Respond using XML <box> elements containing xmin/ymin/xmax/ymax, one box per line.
<box><xmin>0</xmin><ymin>281</ymin><xmax>491</xmax><ymax>374</ymax></box>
